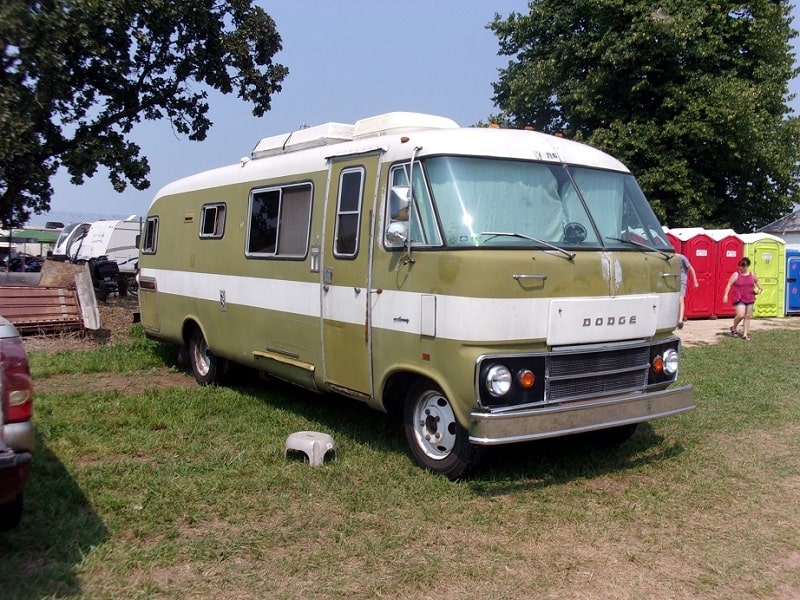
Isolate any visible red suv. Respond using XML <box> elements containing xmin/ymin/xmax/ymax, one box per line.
<box><xmin>0</xmin><ymin>316</ymin><xmax>34</xmax><ymax>530</ymax></box>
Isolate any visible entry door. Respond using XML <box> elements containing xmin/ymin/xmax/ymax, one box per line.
<box><xmin>752</xmin><ymin>240</ymin><xmax>783</xmax><ymax>316</ymax></box>
<box><xmin>321</xmin><ymin>154</ymin><xmax>380</xmax><ymax>395</ymax></box>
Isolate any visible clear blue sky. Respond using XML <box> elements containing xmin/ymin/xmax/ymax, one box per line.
<box><xmin>35</xmin><ymin>0</ymin><xmax>800</xmax><ymax>225</ymax></box>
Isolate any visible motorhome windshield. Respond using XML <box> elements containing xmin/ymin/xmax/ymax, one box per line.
<box><xmin>420</xmin><ymin>156</ymin><xmax>672</xmax><ymax>252</ymax></box>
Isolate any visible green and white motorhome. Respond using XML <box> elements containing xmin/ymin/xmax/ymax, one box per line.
<box><xmin>138</xmin><ymin>112</ymin><xmax>694</xmax><ymax>479</ymax></box>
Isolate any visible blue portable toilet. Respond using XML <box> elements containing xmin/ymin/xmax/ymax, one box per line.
<box><xmin>786</xmin><ymin>249</ymin><xmax>800</xmax><ymax>315</ymax></box>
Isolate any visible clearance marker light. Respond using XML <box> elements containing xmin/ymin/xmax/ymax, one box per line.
<box><xmin>651</xmin><ymin>355</ymin><xmax>664</xmax><ymax>374</ymax></box>
<box><xmin>517</xmin><ymin>369</ymin><xmax>535</xmax><ymax>389</ymax></box>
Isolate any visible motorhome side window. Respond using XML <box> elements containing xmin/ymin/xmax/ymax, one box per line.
<box><xmin>246</xmin><ymin>183</ymin><xmax>312</xmax><ymax>258</ymax></box>
<box><xmin>334</xmin><ymin>168</ymin><xmax>364</xmax><ymax>258</ymax></box>
<box><xmin>384</xmin><ymin>163</ymin><xmax>442</xmax><ymax>248</ymax></box>
<box><xmin>200</xmin><ymin>203</ymin><xmax>226</xmax><ymax>238</ymax></box>
<box><xmin>142</xmin><ymin>216</ymin><xmax>159</xmax><ymax>254</ymax></box>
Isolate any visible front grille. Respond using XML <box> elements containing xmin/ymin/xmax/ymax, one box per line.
<box><xmin>546</xmin><ymin>345</ymin><xmax>650</xmax><ymax>402</ymax></box>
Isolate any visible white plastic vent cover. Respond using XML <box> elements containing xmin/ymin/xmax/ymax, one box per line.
<box><xmin>251</xmin><ymin>122</ymin><xmax>355</xmax><ymax>159</ymax></box>
<box><xmin>353</xmin><ymin>112</ymin><xmax>459</xmax><ymax>139</ymax></box>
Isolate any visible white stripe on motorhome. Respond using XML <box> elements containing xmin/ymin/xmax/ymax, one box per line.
<box><xmin>142</xmin><ymin>268</ymin><xmax>679</xmax><ymax>343</ymax></box>
<box><xmin>144</xmin><ymin>268</ymin><xmax>321</xmax><ymax>317</ymax></box>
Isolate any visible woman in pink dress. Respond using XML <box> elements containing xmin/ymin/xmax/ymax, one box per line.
<box><xmin>722</xmin><ymin>257</ymin><xmax>763</xmax><ymax>341</ymax></box>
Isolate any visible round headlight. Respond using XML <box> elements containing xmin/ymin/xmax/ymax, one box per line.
<box><xmin>485</xmin><ymin>365</ymin><xmax>512</xmax><ymax>397</ymax></box>
<box><xmin>662</xmin><ymin>348</ymin><xmax>680</xmax><ymax>375</ymax></box>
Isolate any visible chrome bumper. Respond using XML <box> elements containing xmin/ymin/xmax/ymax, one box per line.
<box><xmin>468</xmin><ymin>385</ymin><xmax>694</xmax><ymax>445</ymax></box>
<box><xmin>3</xmin><ymin>421</ymin><xmax>34</xmax><ymax>454</ymax></box>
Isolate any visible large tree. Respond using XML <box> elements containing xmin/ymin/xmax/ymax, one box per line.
<box><xmin>489</xmin><ymin>1</ymin><xmax>800</xmax><ymax>231</ymax></box>
<box><xmin>0</xmin><ymin>0</ymin><xmax>287</xmax><ymax>227</ymax></box>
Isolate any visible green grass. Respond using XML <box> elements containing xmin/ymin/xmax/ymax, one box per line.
<box><xmin>2</xmin><ymin>329</ymin><xmax>799</xmax><ymax>599</ymax></box>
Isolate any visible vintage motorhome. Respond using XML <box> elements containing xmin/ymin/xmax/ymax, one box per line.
<box><xmin>138</xmin><ymin>112</ymin><xmax>694</xmax><ymax>478</ymax></box>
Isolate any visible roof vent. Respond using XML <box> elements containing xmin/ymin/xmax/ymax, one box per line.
<box><xmin>353</xmin><ymin>112</ymin><xmax>459</xmax><ymax>139</ymax></box>
<box><xmin>251</xmin><ymin>122</ymin><xmax>355</xmax><ymax>159</ymax></box>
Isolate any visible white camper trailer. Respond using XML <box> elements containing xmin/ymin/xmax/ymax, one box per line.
<box><xmin>53</xmin><ymin>217</ymin><xmax>141</xmax><ymax>273</ymax></box>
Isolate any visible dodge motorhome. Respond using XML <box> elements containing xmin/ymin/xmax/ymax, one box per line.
<box><xmin>138</xmin><ymin>112</ymin><xmax>694</xmax><ymax>478</ymax></box>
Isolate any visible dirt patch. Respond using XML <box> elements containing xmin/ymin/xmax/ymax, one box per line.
<box><xmin>23</xmin><ymin>295</ymin><xmax>197</xmax><ymax>394</ymax></box>
<box><xmin>676</xmin><ymin>315</ymin><xmax>800</xmax><ymax>347</ymax></box>
<box><xmin>21</xmin><ymin>295</ymin><xmax>142</xmax><ymax>353</ymax></box>
<box><xmin>34</xmin><ymin>371</ymin><xmax>196</xmax><ymax>395</ymax></box>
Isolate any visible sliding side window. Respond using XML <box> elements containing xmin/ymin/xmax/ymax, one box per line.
<box><xmin>246</xmin><ymin>183</ymin><xmax>313</xmax><ymax>258</ymax></box>
<box><xmin>200</xmin><ymin>203</ymin><xmax>226</xmax><ymax>238</ymax></box>
<box><xmin>141</xmin><ymin>216</ymin><xmax>159</xmax><ymax>254</ymax></box>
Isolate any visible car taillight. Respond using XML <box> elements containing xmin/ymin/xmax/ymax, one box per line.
<box><xmin>1</xmin><ymin>336</ymin><xmax>33</xmax><ymax>423</ymax></box>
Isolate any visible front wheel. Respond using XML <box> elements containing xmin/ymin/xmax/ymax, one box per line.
<box><xmin>403</xmin><ymin>381</ymin><xmax>480</xmax><ymax>480</ymax></box>
<box><xmin>188</xmin><ymin>327</ymin><xmax>222</xmax><ymax>385</ymax></box>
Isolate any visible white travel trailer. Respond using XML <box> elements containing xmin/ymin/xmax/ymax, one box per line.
<box><xmin>53</xmin><ymin>217</ymin><xmax>141</xmax><ymax>273</ymax></box>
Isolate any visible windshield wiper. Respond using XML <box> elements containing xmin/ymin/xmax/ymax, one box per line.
<box><xmin>480</xmin><ymin>231</ymin><xmax>575</xmax><ymax>261</ymax></box>
<box><xmin>606</xmin><ymin>236</ymin><xmax>673</xmax><ymax>261</ymax></box>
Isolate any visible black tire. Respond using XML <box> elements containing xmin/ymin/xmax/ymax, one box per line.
<box><xmin>0</xmin><ymin>494</ymin><xmax>23</xmax><ymax>531</ymax></box>
<box><xmin>188</xmin><ymin>327</ymin><xmax>222</xmax><ymax>385</ymax></box>
<box><xmin>118</xmin><ymin>277</ymin><xmax>128</xmax><ymax>297</ymax></box>
<box><xmin>403</xmin><ymin>381</ymin><xmax>480</xmax><ymax>480</ymax></box>
<box><xmin>126</xmin><ymin>276</ymin><xmax>139</xmax><ymax>299</ymax></box>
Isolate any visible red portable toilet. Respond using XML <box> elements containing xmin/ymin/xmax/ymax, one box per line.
<box><xmin>706</xmin><ymin>229</ymin><xmax>743</xmax><ymax>318</ymax></box>
<box><xmin>679</xmin><ymin>231</ymin><xmax>715</xmax><ymax>318</ymax></box>
<box><xmin>663</xmin><ymin>228</ymin><xmax>681</xmax><ymax>253</ymax></box>
<box><xmin>667</xmin><ymin>227</ymin><xmax>706</xmax><ymax>242</ymax></box>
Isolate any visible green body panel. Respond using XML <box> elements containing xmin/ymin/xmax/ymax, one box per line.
<box><xmin>147</xmin><ymin>173</ymin><xmax>327</xmax><ymax>279</ymax></box>
<box><xmin>368</xmin><ymin>249</ymin><xmax>680</xmax><ymax>425</ymax></box>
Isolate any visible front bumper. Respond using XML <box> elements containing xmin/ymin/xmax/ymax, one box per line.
<box><xmin>468</xmin><ymin>384</ymin><xmax>694</xmax><ymax>445</ymax></box>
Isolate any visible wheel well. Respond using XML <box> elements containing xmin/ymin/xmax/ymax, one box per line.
<box><xmin>181</xmin><ymin>319</ymin><xmax>201</xmax><ymax>347</ymax></box>
<box><xmin>382</xmin><ymin>371</ymin><xmax>435</xmax><ymax>424</ymax></box>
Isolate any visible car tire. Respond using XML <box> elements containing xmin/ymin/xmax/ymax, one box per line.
<box><xmin>188</xmin><ymin>327</ymin><xmax>222</xmax><ymax>385</ymax></box>
<box><xmin>0</xmin><ymin>493</ymin><xmax>23</xmax><ymax>531</ymax></box>
<box><xmin>403</xmin><ymin>380</ymin><xmax>480</xmax><ymax>480</ymax></box>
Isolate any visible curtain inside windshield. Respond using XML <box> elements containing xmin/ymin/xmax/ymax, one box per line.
<box><xmin>423</xmin><ymin>157</ymin><xmax>671</xmax><ymax>251</ymax></box>
<box><xmin>426</xmin><ymin>157</ymin><xmax>574</xmax><ymax>246</ymax></box>
<box><xmin>569</xmin><ymin>166</ymin><xmax>672</xmax><ymax>250</ymax></box>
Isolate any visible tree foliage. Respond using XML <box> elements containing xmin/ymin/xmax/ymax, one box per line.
<box><xmin>0</xmin><ymin>0</ymin><xmax>288</xmax><ymax>227</ymax></box>
<box><xmin>489</xmin><ymin>0</ymin><xmax>800</xmax><ymax>231</ymax></box>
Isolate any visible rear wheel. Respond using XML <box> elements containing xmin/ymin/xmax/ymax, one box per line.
<box><xmin>188</xmin><ymin>327</ymin><xmax>222</xmax><ymax>385</ymax></box>
<box><xmin>403</xmin><ymin>381</ymin><xmax>479</xmax><ymax>480</ymax></box>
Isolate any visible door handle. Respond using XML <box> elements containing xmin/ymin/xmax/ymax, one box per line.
<box><xmin>513</xmin><ymin>274</ymin><xmax>547</xmax><ymax>280</ymax></box>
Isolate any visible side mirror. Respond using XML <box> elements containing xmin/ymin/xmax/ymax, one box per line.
<box><xmin>385</xmin><ymin>221</ymin><xmax>408</xmax><ymax>245</ymax></box>
<box><xmin>389</xmin><ymin>186</ymin><xmax>411</xmax><ymax>221</ymax></box>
